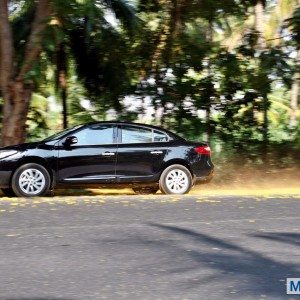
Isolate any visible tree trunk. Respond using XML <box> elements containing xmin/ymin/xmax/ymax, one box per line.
<box><xmin>290</xmin><ymin>50</ymin><xmax>299</xmax><ymax>128</ymax></box>
<box><xmin>56</xmin><ymin>43</ymin><xmax>68</xmax><ymax>129</ymax></box>
<box><xmin>62</xmin><ymin>83</ymin><xmax>68</xmax><ymax>129</ymax></box>
<box><xmin>0</xmin><ymin>0</ymin><xmax>15</xmax><ymax>146</ymax></box>
<box><xmin>290</xmin><ymin>76</ymin><xmax>299</xmax><ymax>128</ymax></box>
<box><xmin>205</xmin><ymin>21</ymin><xmax>213</xmax><ymax>143</ymax></box>
<box><xmin>151</xmin><ymin>0</ymin><xmax>187</xmax><ymax>71</ymax></box>
<box><xmin>1</xmin><ymin>81</ymin><xmax>32</xmax><ymax>146</ymax></box>
<box><xmin>255</xmin><ymin>1</ymin><xmax>266</xmax><ymax>50</ymax></box>
<box><xmin>0</xmin><ymin>0</ymin><xmax>51</xmax><ymax>146</ymax></box>
<box><xmin>255</xmin><ymin>0</ymin><xmax>268</xmax><ymax>144</ymax></box>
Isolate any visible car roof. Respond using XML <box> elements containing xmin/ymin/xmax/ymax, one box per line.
<box><xmin>84</xmin><ymin>121</ymin><xmax>185</xmax><ymax>141</ymax></box>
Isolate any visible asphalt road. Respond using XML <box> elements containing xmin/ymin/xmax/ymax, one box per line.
<box><xmin>0</xmin><ymin>194</ymin><xmax>299</xmax><ymax>300</ymax></box>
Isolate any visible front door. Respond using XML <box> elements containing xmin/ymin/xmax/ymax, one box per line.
<box><xmin>57</xmin><ymin>124</ymin><xmax>117</xmax><ymax>184</ymax></box>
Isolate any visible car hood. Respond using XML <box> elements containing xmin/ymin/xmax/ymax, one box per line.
<box><xmin>0</xmin><ymin>142</ymin><xmax>40</xmax><ymax>151</ymax></box>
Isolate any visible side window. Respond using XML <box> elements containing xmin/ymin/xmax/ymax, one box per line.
<box><xmin>74</xmin><ymin>125</ymin><xmax>115</xmax><ymax>145</ymax></box>
<box><xmin>122</xmin><ymin>126</ymin><xmax>153</xmax><ymax>143</ymax></box>
<box><xmin>153</xmin><ymin>130</ymin><xmax>168</xmax><ymax>142</ymax></box>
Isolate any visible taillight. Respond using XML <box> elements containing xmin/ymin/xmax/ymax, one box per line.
<box><xmin>194</xmin><ymin>146</ymin><xmax>211</xmax><ymax>155</ymax></box>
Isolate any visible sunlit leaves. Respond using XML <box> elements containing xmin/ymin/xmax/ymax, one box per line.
<box><xmin>287</xmin><ymin>6</ymin><xmax>300</xmax><ymax>47</ymax></box>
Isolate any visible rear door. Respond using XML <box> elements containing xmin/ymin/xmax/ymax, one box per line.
<box><xmin>115</xmin><ymin>125</ymin><xmax>169</xmax><ymax>182</ymax></box>
<box><xmin>57</xmin><ymin>124</ymin><xmax>117</xmax><ymax>184</ymax></box>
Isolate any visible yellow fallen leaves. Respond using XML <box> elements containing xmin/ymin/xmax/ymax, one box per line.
<box><xmin>191</xmin><ymin>188</ymin><xmax>300</xmax><ymax>197</ymax></box>
<box><xmin>0</xmin><ymin>196</ymin><xmax>112</xmax><ymax>212</ymax></box>
<box><xmin>0</xmin><ymin>190</ymin><xmax>298</xmax><ymax>215</ymax></box>
<box><xmin>196</xmin><ymin>199</ymin><xmax>221</xmax><ymax>203</ymax></box>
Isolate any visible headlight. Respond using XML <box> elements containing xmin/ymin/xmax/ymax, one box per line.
<box><xmin>0</xmin><ymin>150</ymin><xmax>18</xmax><ymax>159</ymax></box>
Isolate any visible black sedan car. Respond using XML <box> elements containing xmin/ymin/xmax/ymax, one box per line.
<box><xmin>0</xmin><ymin>122</ymin><xmax>214</xmax><ymax>197</ymax></box>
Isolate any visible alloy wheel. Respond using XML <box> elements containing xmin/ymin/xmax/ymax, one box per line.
<box><xmin>165</xmin><ymin>169</ymin><xmax>189</xmax><ymax>194</ymax></box>
<box><xmin>19</xmin><ymin>168</ymin><xmax>46</xmax><ymax>195</ymax></box>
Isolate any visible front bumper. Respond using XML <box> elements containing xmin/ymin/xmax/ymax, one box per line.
<box><xmin>0</xmin><ymin>171</ymin><xmax>12</xmax><ymax>188</ymax></box>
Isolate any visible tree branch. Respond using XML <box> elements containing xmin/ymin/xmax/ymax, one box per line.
<box><xmin>266</xmin><ymin>34</ymin><xmax>292</xmax><ymax>42</ymax></box>
<box><xmin>18</xmin><ymin>0</ymin><xmax>52</xmax><ymax>79</ymax></box>
<box><xmin>0</xmin><ymin>0</ymin><xmax>14</xmax><ymax>94</ymax></box>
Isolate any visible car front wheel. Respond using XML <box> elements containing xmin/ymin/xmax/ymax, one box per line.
<box><xmin>159</xmin><ymin>164</ymin><xmax>193</xmax><ymax>195</ymax></box>
<box><xmin>12</xmin><ymin>163</ymin><xmax>51</xmax><ymax>197</ymax></box>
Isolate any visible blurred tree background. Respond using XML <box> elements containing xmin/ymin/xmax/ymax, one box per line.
<box><xmin>0</xmin><ymin>0</ymin><xmax>299</xmax><ymax>180</ymax></box>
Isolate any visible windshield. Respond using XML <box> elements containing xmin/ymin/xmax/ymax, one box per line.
<box><xmin>43</xmin><ymin>125</ymin><xmax>82</xmax><ymax>142</ymax></box>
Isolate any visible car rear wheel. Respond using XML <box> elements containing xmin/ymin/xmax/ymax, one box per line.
<box><xmin>133</xmin><ymin>186</ymin><xmax>159</xmax><ymax>195</ymax></box>
<box><xmin>1</xmin><ymin>188</ymin><xmax>16</xmax><ymax>198</ymax></box>
<box><xmin>12</xmin><ymin>163</ymin><xmax>51</xmax><ymax>197</ymax></box>
<box><xmin>159</xmin><ymin>164</ymin><xmax>192</xmax><ymax>195</ymax></box>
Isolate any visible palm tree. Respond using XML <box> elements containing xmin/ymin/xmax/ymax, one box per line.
<box><xmin>288</xmin><ymin>2</ymin><xmax>300</xmax><ymax>128</ymax></box>
<box><xmin>56</xmin><ymin>0</ymin><xmax>138</xmax><ymax>128</ymax></box>
<box><xmin>223</xmin><ymin>0</ymin><xmax>299</xmax><ymax>131</ymax></box>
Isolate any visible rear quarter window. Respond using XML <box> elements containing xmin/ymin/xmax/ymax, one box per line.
<box><xmin>153</xmin><ymin>130</ymin><xmax>169</xmax><ymax>142</ymax></box>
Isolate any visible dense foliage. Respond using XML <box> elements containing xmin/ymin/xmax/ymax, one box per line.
<box><xmin>0</xmin><ymin>0</ymin><xmax>299</xmax><ymax>147</ymax></box>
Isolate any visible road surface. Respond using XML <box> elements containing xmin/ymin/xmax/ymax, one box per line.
<box><xmin>0</xmin><ymin>194</ymin><xmax>299</xmax><ymax>299</ymax></box>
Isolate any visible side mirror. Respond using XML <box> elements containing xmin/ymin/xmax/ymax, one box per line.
<box><xmin>63</xmin><ymin>136</ymin><xmax>78</xmax><ymax>147</ymax></box>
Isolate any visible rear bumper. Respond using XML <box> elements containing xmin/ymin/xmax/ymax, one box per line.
<box><xmin>0</xmin><ymin>171</ymin><xmax>12</xmax><ymax>188</ymax></box>
<box><xmin>194</xmin><ymin>169</ymin><xmax>214</xmax><ymax>185</ymax></box>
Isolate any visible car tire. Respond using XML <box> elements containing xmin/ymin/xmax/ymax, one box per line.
<box><xmin>11</xmin><ymin>163</ymin><xmax>51</xmax><ymax>197</ymax></box>
<box><xmin>159</xmin><ymin>164</ymin><xmax>193</xmax><ymax>195</ymax></box>
<box><xmin>1</xmin><ymin>188</ymin><xmax>16</xmax><ymax>198</ymax></box>
<box><xmin>133</xmin><ymin>186</ymin><xmax>159</xmax><ymax>195</ymax></box>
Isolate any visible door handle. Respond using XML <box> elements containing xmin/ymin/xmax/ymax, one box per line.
<box><xmin>102</xmin><ymin>152</ymin><xmax>115</xmax><ymax>156</ymax></box>
<box><xmin>150</xmin><ymin>150</ymin><xmax>163</xmax><ymax>155</ymax></box>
